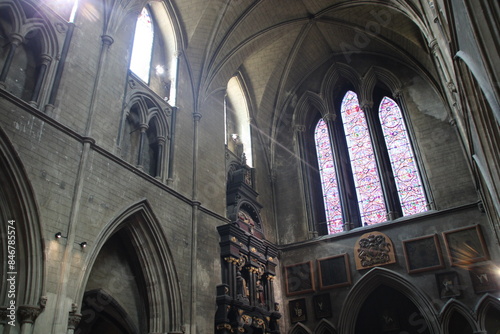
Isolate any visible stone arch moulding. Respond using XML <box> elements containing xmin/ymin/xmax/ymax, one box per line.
<box><xmin>475</xmin><ymin>293</ymin><xmax>500</xmax><ymax>332</ymax></box>
<box><xmin>289</xmin><ymin>321</ymin><xmax>313</xmax><ymax>334</ymax></box>
<box><xmin>361</xmin><ymin>66</ymin><xmax>403</xmax><ymax>103</ymax></box>
<box><xmin>337</xmin><ymin>267</ymin><xmax>441</xmax><ymax>334</ymax></box>
<box><xmin>314</xmin><ymin>318</ymin><xmax>337</xmax><ymax>334</ymax></box>
<box><xmin>0</xmin><ymin>126</ymin><xmax>45</xmax><ymax>307</ymax></box>
<box><xmin>75</xmin><ymin>199</ymin><xmax>183</xmax><ymax>333</ymax></box>
<box><xmin>439</xmin><ymin>298</ymin><xmax>480</xmax><ymax>333</ymax></box>
<box><xmin>293</xmin><ymin>90</ymin><xmax>327</xmax><ymax>127</ymax></box>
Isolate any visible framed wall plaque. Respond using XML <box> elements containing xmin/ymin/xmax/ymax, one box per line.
<box><xmin>443</xmin><ymin>225</ymin><xmax>489</xmax><ymax>266</ymax></box>
<box><xmin>435</xmin><ymin>271</ymin><xmax>462</xmax><ymax>299</ymax></box>
<box><xmin>289</xmin><ymin>298</ymin><xmax>307</xmax><ymax>323</ymax></box>
<box><xmin>402</xmin><ymin>234</ymin><xmax>445</xmax><ymax>274</ymax></box>
<box><xmin>317</xmin><ymin>254</ymin><xmax>351</xmax><ymax>289</ymax></box>
<box><xmin>468</xmin><ymin>263</ymin><xmax>499</xmax><ymax>294</ymax></box>
<box><xmin>285</xmin><ymin>261</ymin><xmax>314</xmax><ymax>296</ymax></box>
<box><xmin>313</xmin><ymin>293</ymin><xmax>332</xmax><ymax>319</ymax></box>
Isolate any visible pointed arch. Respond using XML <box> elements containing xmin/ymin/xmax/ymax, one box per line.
<box><xmin>361</xmin><ymin>66</ymin><xmax>403</xmax><ymax>103</ymax></box>
<box><xmin>475</xmin><ymin>293</ymin><xmax>500</xmax><ymax>332</ymax></box>
<box><xmin>289</xmin><ymin>322</ymin><xmax>313</xmax><ymax>334</ymax></box>
<box><xmin>76</xmin><ymin>199</ymin><xmax>183</xmax><ymax>333</ymax></box>
<box><xmin>314</xmin><ymin>318</ymin><xmax>337</xmax><ymax>334</ymax></box>
<box><xmin>226</xmin><ymin>73</ymin><xmax>253</xmax><ymax>166</ymax></box>
<box><xmin>439</xmin><ymin>298</ymin><xmax>479</xmax><ymax>333</ymax></box>
<box><xmin>293</xmin><ymin>90</ymin><xmax>327</xmax><ymax>127</ymax></box>
<box><xmin>0</xmin><ymin>127</ymin><xmax>44</xmax><ymax>306</ymax></box>
<box><xmin>321</xmin><ymin>62</ymin><xmax>362</xmax><ymax>111</ymax></box>
<box><xmin>338</xmin><ymin>267</ymin><xmax>441</xmax><ymax>333</ymax></box>
<box><xmin>130</xmin><ymin>6</ymin><xmax>154</xmax><ymax>83</ymax></box>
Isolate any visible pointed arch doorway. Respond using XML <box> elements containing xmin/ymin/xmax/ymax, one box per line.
<box><xmin>355</xmin><ymin>285</ymin><xmax>430</xmax><ymax>334</ymax></box>
<box><xmin>339</xmin><ymin>267</ymin><xmax>440</xmax><ymax>334</ymax></box>
<box><xmin>75</xmin><ymin>200</ymin><xmax>183</xmax><ymax>334</ymax></box>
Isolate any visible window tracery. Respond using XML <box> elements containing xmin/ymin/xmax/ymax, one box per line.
<box><xmin>313</xmin><ymin>90</ymin><xmax>427</xmax><ymax>234</ymax></box>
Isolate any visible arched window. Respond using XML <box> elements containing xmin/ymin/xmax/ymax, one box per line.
<box><xmin>130</xmin><ymin>7</ymin><xmax>154</xmax><ymax>83</ymax></box>
<box><xmin>225</xmin><ymin>75</ymin><xmax>253</xmax><ymax>167</ymax></box>
<box><xmin>314</xmin><ymin>91</ymin><xmax>427</xmax><ymax>234</ymax></box>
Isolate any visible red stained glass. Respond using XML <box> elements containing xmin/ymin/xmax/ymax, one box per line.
<box><xmin>379</xmin><ymin>97</ymin><xmax>427</xmax><ymax>215</ymax></box>
<box><xmin>341</xmin><ymin>91</ymin><xmax>387</xmax><ymax>225</ymax></box>
<box><xmin>314</xmin><ymin>119</ymin><xmax>343</xmax><ymax>234</ymax></box>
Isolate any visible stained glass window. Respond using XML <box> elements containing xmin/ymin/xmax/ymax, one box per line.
<box><xmin>341</xmin><ymin>91</ymin><xmax>387</xmax><ymax>225</ymax></box>
<box><xmin>379</xmin><ymin>97</ymin><xmax>427</xmax><ymax>215</ymax></box>
<box><xmin>314</xmin><ymin>119</ymin><xmax>343</xmax><ymax>234</ymax></box>
<box><xmin>130</xmin><ymin>7</ymin><xmax>154</xmax><ymax>83</ymax></box>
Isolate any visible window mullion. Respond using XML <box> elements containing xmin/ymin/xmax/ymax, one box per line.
<box><xmin>296</xmin><ymin>125</ymin><xmax>321</xmax><ymax>236</ymax></box>
<box><xmin>324</xmin><ymin>114</ymin><xmax>362</xmax><ymax>231</ymax></box>
<box><xmin>361</xmin><ymin>101</ymin><xmax>402</xmax><ymax>220</ymax></box>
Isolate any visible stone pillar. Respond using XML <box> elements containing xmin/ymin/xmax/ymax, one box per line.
<box><xmin>155</xmin><ymin>136</ymin><xmax>166</xmax><ymax>179</ymax></box>
<box><xmin>0</xmin><ymin>33</ymin><xmax>23</xmax><ymax>87</ymax></box>
<box><xmin>18</xmin><ymin>305</ymin><xmax>41</xmax><ymax>334</ymax></box>
<box><xmin>137</xmin><ymin>123</ymin><xmax>149</xmax><ymax>169</ymax></box>
<box><xmin>30</xmin><ymin>54</ymin><xmax>52</xmax><ymax>107</ymax></box>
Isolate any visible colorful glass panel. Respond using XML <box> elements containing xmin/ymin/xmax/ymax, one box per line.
<box><xmin>379</xmin><ymin>97</ymin><xmax>427</xmax><ymax>215</ymax></box>
<box><xmin>314</xmin><ymin>119</ymin><xmax>343</xmax><ymax>234</ymax></box>
<box><xmin>341</xmin><ymin>91</ymin><xmax>387</xmax><ymax>225</ymax></box>
<box><xmin>130</xmin><ymin>7</ymin><xmax>153</xmax><ymax>83</ymax></box>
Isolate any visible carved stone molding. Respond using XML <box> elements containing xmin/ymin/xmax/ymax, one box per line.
<box><xmin>18</xmin><ymin>305</ymin><xmax>41</xmax><ymax>324</ymax></box>
<box><xmin>68</xmin><ymin>313</ymin><xmax>82</xmax><ymax>330</ymax></box>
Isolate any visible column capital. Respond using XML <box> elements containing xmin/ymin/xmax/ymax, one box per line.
<box><xmin>323</xmin><ymin>113</ymin><xmax>336</xmax><ymax>122</ymax></box>
<box><xmin>18</xmin><ymin>305</ymin><xmax>41</xmax><ymax>324</ymax></box>
<box><xmin>68</xmin><ymin>313</ymin><xmax>82</xmax><ymax>330</ymax></box>
<box><xmin>293</xmin><ymin>124</ymin><xmax>306</xmax><ymax>132</ymax></box>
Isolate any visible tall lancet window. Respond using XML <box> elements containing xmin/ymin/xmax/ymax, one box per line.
<box><xmin>314</xmin><ymin>119</ymin><xmax>343</xmax><ymax>234</ymax></box>
<box><xmin>130</xmin><ymin>7</ymin><xmax>154</xmax><ymax>83</ymax></box>
<box><xmin>341</xmin><ymin>91</ymin><xmax>387</xmax><ymax>225</ymax></box>
<box><xmin>379</xmin><ymin>97</ymin><xmax>427</xmax><ymax>215</ymax></box>
<box><xmin>313</xmin><ymin>90</ymin><xmax>427</xmax><ymax>234</ymax></box>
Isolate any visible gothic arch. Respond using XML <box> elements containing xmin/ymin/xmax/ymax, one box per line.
<box><xmin>293</xmin><ymin>91</ymin><xmax>327</xmax><ymax>127</ymax></box>
<box><xmin>439</xmin><ymin>298</ymin><xmax>479</xmax><ymax>333</ymax></box>
<box><xmin>338</xmin><ymin>267</ymin><xmax>441</xmax><ymax>334</ymax></box>
<box><xmin>475</xmin><ymin>293</ymin><xmax>500</xmax><ymax>332</ymax></box>
<box><xmin>321</xmin><ymin>63</ymin><xmax>362</xmax><ymax>112</ymax></box>
<box><xmin>289</xmin><ymin>322</ymin><xmax>312</xmax><ymax>334</ymax></box>
<box><xmin>314</xmin><ymin>318</ymin><xmax>337</xmax><ymax>334</ymax></box>
<box><xmin>0</xmin><ymin>127</ymin><xmax>45</xmax><ymax>307</ymax></box>
<box><xmin>361</xmin><ymin>66</ymin><xmax>403</xmax><ymax>104</ymax></box>
<box><xmin>75</xmin><ymin>199</ymin><xmax>183</xmax><ymax>333</ymax></box>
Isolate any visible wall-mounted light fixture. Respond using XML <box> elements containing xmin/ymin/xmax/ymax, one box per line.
<box><xmin>55</xmin><ymin>232</ymin><xmax>87</xmax><ymax>248</ymax></box>
<box><xmin>55</xmin><ymin>232</ymin><xmax>66</xmax><ymax>239</ymax></box>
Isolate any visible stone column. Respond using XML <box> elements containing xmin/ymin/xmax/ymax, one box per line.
<box><xmin>30</xmin><ymin>54</ymin><xmax>52</xmax><ymax>107</ymax></box>
<box><xmin>0</xmin><ymin>33</ymin><xmax>23</xmax><ymax>87</ymax></box>
<box><xmin>18</xmin><ymin>305</ymin><xmax>41</xmax><ymax>334</ymax></box>
<box><xmin>137</xmin><ymin>124</ymin><xmax>149</xmax><ymax>169</ymax></box>
<box><xmin>155</xmin><ymin>136</ymin><xmax>166</xmax><ymax>179</ymax></box>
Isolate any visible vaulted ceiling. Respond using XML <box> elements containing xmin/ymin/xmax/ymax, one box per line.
<box><xmin>171</xmin><ymin>0</ymin><xmax>438</xmax><ymax>146</ymax></box>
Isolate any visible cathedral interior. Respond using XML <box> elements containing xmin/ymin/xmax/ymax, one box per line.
<box><xmin>0</xmin><ymin>0</ymin><xmax>499</xmax><ymax>333</ymax></box>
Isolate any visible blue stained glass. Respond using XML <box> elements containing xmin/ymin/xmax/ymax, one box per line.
<box><xmin>314</xmin><ymin>119</ymin><xmax>343</xmax><ymax>234</ymax></box>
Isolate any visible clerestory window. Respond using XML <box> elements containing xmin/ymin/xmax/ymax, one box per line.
<box><xmin>130</xmin><ymin>7</ymin><xmax>154</xmax><ymax>83</ymax></box>
<box><xmin>314</xmin><ymin>90</ymin><xmax>427</xmax><ymax>234</ymax></box>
